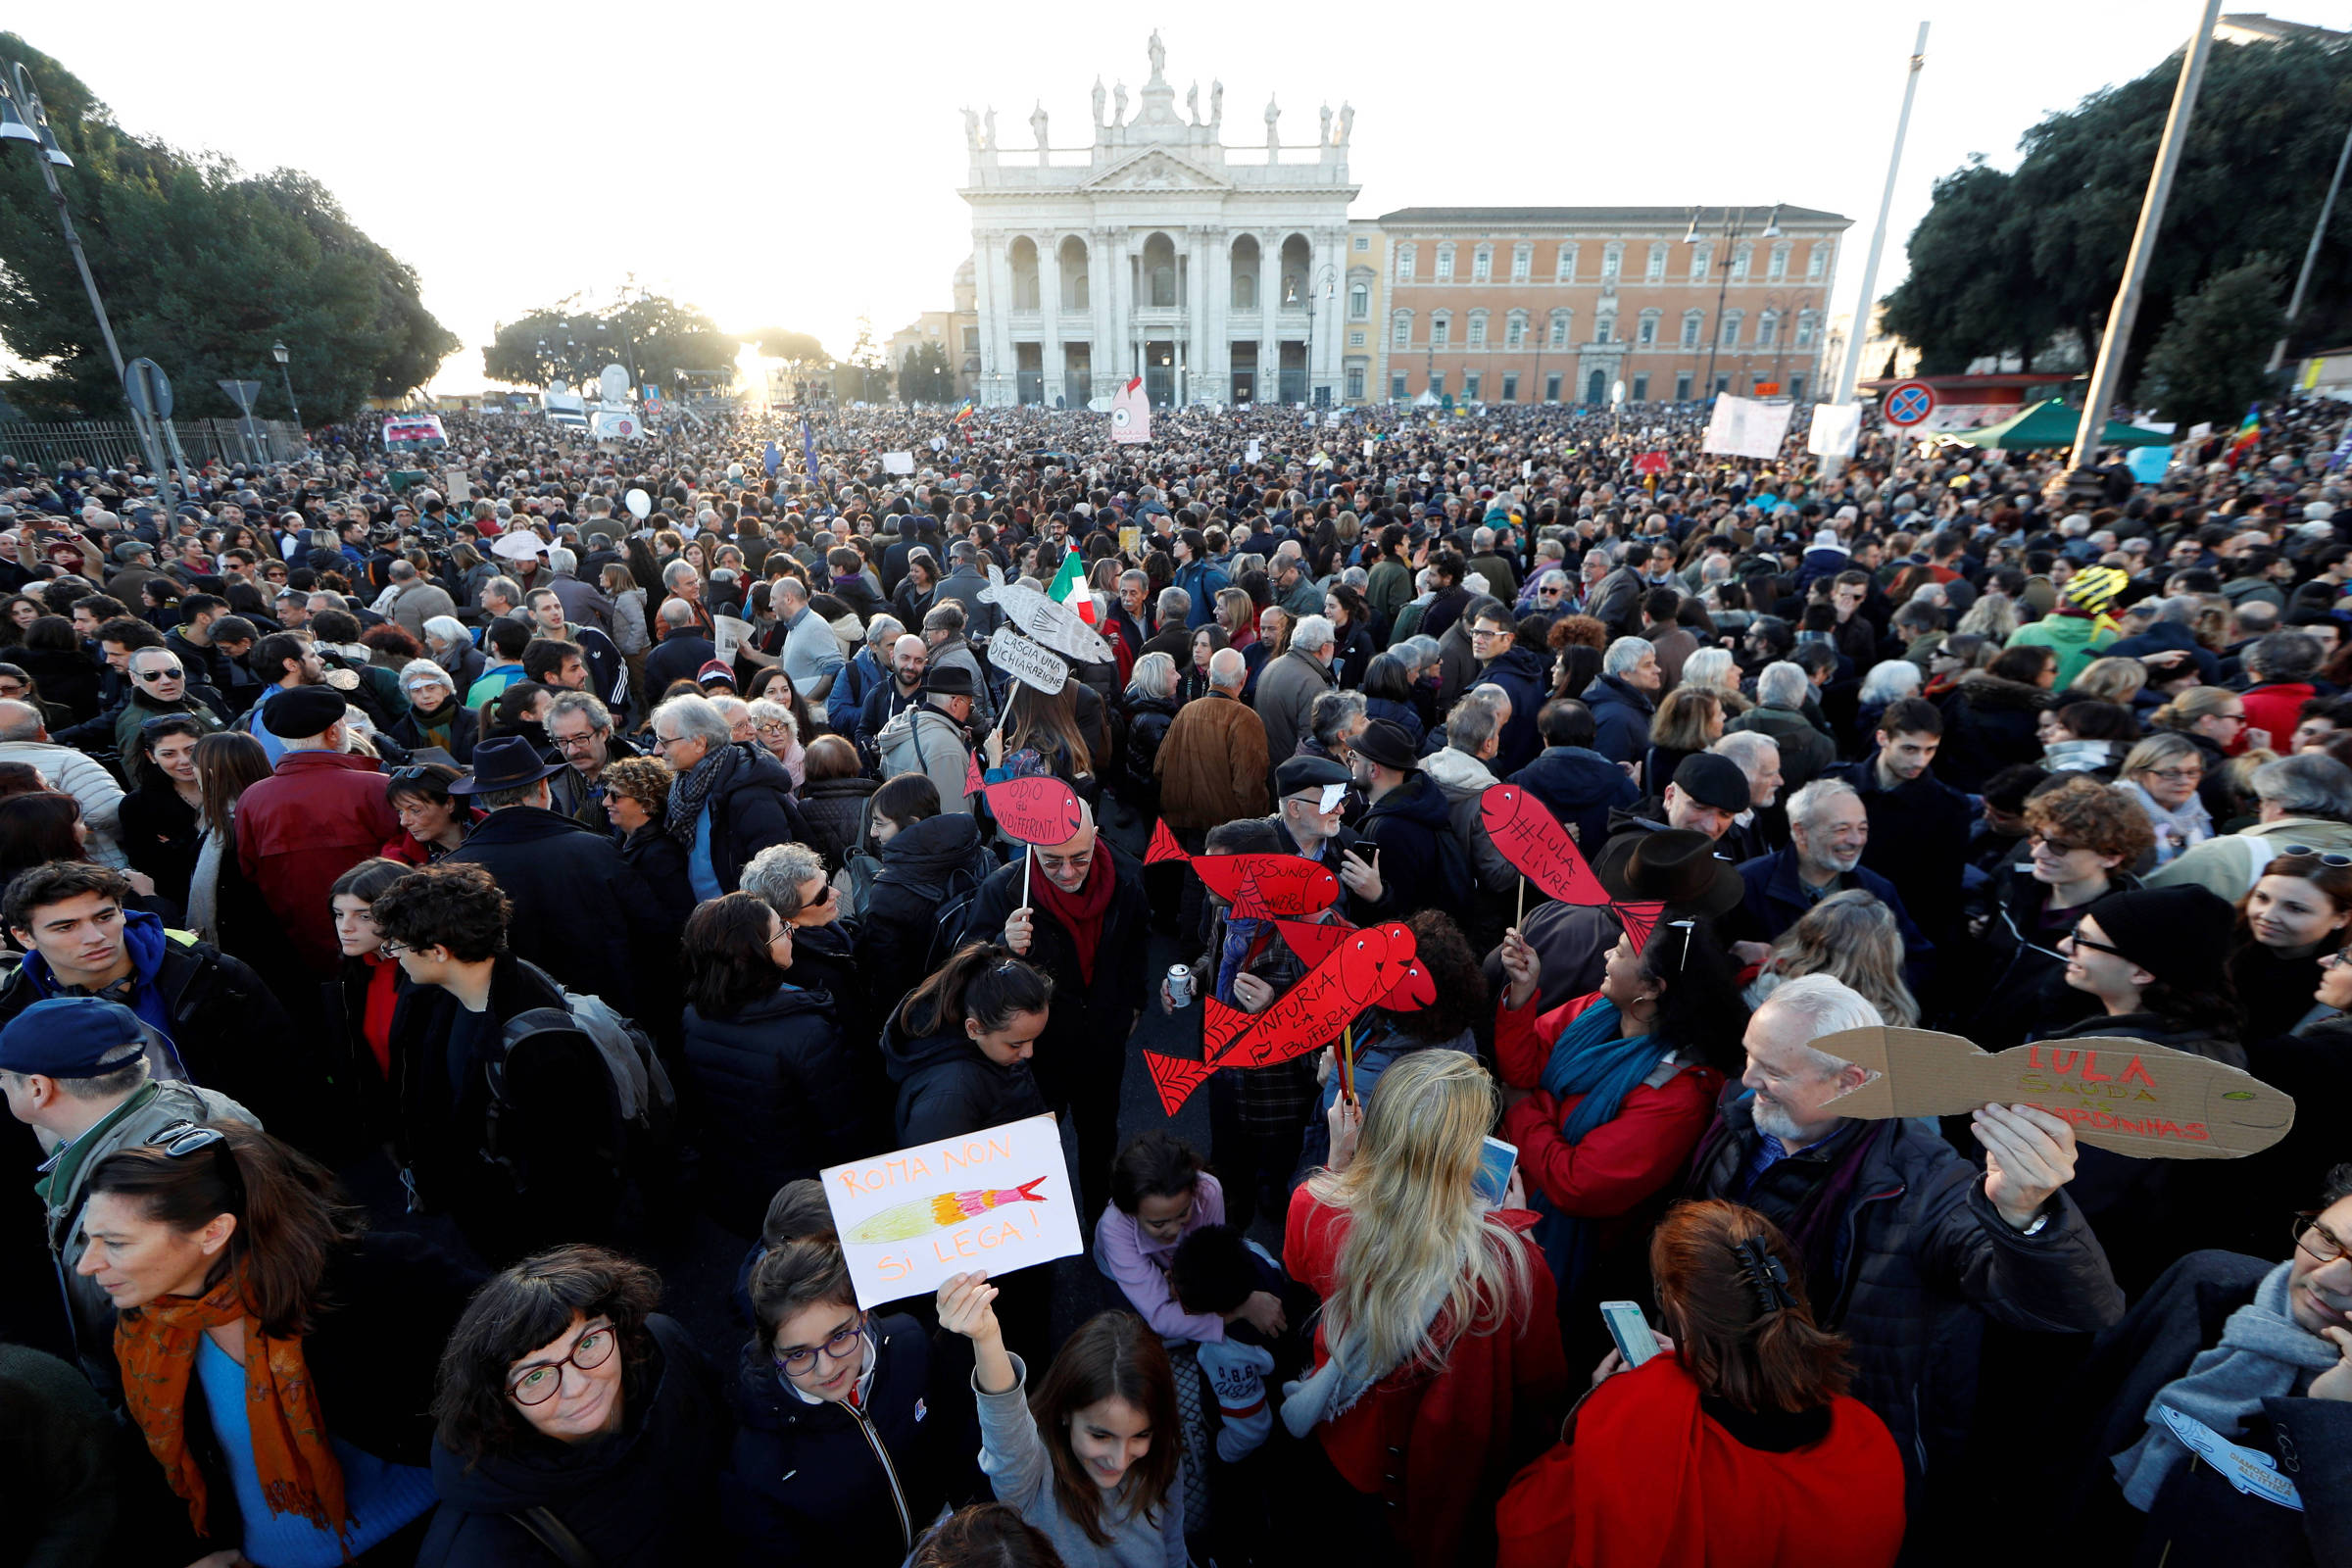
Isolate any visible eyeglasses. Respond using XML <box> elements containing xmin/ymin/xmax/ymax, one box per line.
<box><xmin>2063</xmin><ymin>924</ymin><xmax>2129</xmax><ymax>959</ymax></box>
<box><xmin>1469</xmin><ymin>625</ymin><xmax>1511</xmax><ymax>641</ymax></box>
<box><xmin>773</xmin><ymin>1314</ymin><xmax>866</xmax><ymax>1377</ymax></box>
<box><xmin>509</xmin><ymin>1321</ymin><xmax>618</xmax><ymax>1404</ymax></box>
<box><xmin>2143</xmin><ymin>766</ymin><xmax>2204</xmax><ymax>783</ymax></box>
<box><xmin>2029</xmin><ymin>833</ymin><xmax>2083</xmax><ymax>856</ymax></box>
<box><xmin>2292</xmin><ymin>1214</ymin><xmax>2350</xmax><ymax>1267</ymax></box>
<box><xmin>2280</xmin><ymin>845</ymin><xmax>2352</xmax><ymax>868</ymax></box>
<box><xmin>134</xmin><ymin>666</ymin><xmax>184</xmax><ymax>682</ymax></box>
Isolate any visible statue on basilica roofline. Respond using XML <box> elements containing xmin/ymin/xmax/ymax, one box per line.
<box><xmin>1148</xmin><ymin>29</ymin><xmax>1166</xmax><ymax>80</ymax></box>
<box><xmin>962</xmin><ymin>106</ymin><xmax>980</xmax><ymax>153</ymax></box>
<box><xmin>984</xmin><ymin>106</ymin><xmax>998</xmax><ymax>150</ymax></box>
<box><xmin>1338</xmin><ymin>102</ymin><xmax>1354</xmax><ymax>145</ymax></box>
<box><xmin>1113</xmin><ymin>80</ymin><xmax>1128</xmax><ymax>127</ymax></box>
<box><xmin>1092</xmin><ymin>77</ymin><xmax>1105</xmax><ymax>129</ymax></box>
<box><xmin>1031</xmin><ymin>102</ymin><xmax>1049</xmax><ymax>150</ymax></box>
<box><xmin>1319</xmin><ymin>103</ymin><xmax>1331</xmax><ymax>146</ymax></box>
<box><xmin>1210</xmin><ymin>79</ymin><xmax>1223</xmax><ymax>135</ymax></box>
<box><xmin>1186</xmin><ymin>82</ymin><xmax>1199</xmax><ymax>125</ymax></box>
<box><xmin>1264</xmin><ymin>94</ymin><xmax>1279</xmax><ymax>151</ymax></box>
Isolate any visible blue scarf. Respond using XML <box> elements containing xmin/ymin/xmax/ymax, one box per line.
<box><xmin>1531</xmin><ymin>997</ymin><xmax>1665</xmax><ymax>1289</ymax></box>
<box><xmin>23</xmin><ymin>907</ymin><xmax>185</xmax><ymax>1072</ymax></box>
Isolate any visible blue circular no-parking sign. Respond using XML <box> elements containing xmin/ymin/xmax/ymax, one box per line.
<box><xmin>1883</xmin><ymin>381</ymin><xmax>1936</xmax><ymax>427</ymax></box>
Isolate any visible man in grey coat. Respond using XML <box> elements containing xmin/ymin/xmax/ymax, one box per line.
<box><xmin>1252</xmin><ymin>613</ymin><xmax>1339</xmax><ymax>780</ymax></box>
<box><xmin>934</xmin><ymin>541</ymin><xmax>1004</xmax><ymax>640</ymax></box>
<box><xmin>381</xmin><ymin>559</ymin><xmax>459</xmax><ymax>642</ymax></box>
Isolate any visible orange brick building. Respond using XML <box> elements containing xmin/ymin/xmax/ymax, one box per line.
<box><xmin>1366</xmin><ymin>205</ymin><xmax>1851</xmax><ymax>406</ymax></box>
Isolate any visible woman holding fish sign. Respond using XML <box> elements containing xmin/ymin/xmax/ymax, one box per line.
<box><xmin>965</xmin><ymin>796</ymin><xmax>1152</xmax><ymax>1223</ymax></box>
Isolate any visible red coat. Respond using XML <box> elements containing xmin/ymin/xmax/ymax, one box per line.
<box><xmin>1494</xmin><ymin>991</ymin><xmax>1725</xmax><ymax>1221</ymax></box>
<box><xmin>1285</xmin><ymin>1186</ymin><xmax>1569</xmax><ymax>1568</ymax></box>
<box><xmin>1496</xmin><ymin>1355</ymin><xmax>1905</xmax><ymax>1568</ymax></box>
<box><xmin>2241</xmin><ymin>680</ymin><xmax>2317</xmax><ymax>753</ymax></box>
<box><xmin>236</xmin><ymin>751</ymin><xmax>402</xmax><ymax>972</ymax></box>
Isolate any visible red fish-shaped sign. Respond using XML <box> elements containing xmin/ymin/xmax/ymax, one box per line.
<box><xmin>1144</xmin><ymin>922</ymin><xmax>1418</xmax><ymax>1115</ymax></box>
<box><xmin>1148</xmin><ymin>819</ymin><xmax>1340</xmax><ymax>920</ymax></box>
<box><xmin>1480</xmin><ymin>784</ymin><xmax>1610</xmax><ymax>905</ymax></box>
<box><xmin>985</xmin><ymin>776</ymin><xmax>1085</xmax><ymax>847</ymax></box>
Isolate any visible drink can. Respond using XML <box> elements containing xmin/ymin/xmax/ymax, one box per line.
<box><xmin>1166</xmin><ymin>964</ymin><xmax>1195</xmax><ymax>1007</ymax></box>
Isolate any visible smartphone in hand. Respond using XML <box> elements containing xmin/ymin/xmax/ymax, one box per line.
<box><xmin>1472</xmin><ymin>1136</ymin><xmax>1517</xmax><ymax>1208</ymax></box>
<box><xmin>1600</xmin><ymin>1300</ymin><xmax>1658</xmax><ymax>1368</ymax></box>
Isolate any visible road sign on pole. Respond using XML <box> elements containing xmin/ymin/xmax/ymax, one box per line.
<box><xmin>1882</xmin><ymin>380</ymin><xmax>1936</xmax><ymax>427</ymax></box>
<box><xmin>123</xmin><ymin>358</ymin><xmax>172</xmax><ymax>419</ymax></box>
<box><xmin>218</xmin><ymin>379</ymin><xmax>265</xmax><ymax>463</ymax></box>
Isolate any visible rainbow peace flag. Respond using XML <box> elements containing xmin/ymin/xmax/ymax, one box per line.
<box><xmin>952</xmin><ymin>399</ymin><xmax>977</xmax><ymax>425</ymax></box>
<box><xmin>2226</xmin><ymin>403</ymin><xmax>2261</xmax><ymax>466</ymax></box>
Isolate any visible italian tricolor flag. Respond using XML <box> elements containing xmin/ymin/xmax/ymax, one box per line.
<box><xmin>1048</xmin><ymin>549</ymin><xmax>1097</xmax><ymax>624</ymax></box>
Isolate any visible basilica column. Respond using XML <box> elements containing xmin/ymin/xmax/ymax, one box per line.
<box><xmin>1184</xmin><ymin>225</ymin><xmax>1209</xmax><ymax>408</ymax></box>
<box><xmin>971</xmin><ymin>231</ymin><xmax>1002</xmax><ymax>405</ymax></box>
<box><xmin>1201</xmin><ymin>224</ymin><xmax>1229</xmax><ymax>404</ymax></box>
<box><xmin>1090</xmin><ymin>226</ymin><xmax>1117</xmax><ymax>396</ymax></box>
<box><xmin>989</xmin><ymin>233</ymin><xmax>1019</xmax><ymax>407</ymax></box>
<box><xmin>1258</xmin><ymin>238</ymin><xmax>1280</xmax><ymax>404</ymax></box>
<box><xmin>1039</xmin><ymin>232</ymin><xmax>1063</xmax><ymax>407</ymax></box>
<box><xmin>1314</xmin><ymin>227</ymin><xmax>1345</xmax><ymax>403</ymax></box>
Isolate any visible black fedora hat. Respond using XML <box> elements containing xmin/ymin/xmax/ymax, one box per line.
<box><xmin>449</xmin><ymin>735</ymin><xmax>565</xmax><ymax>796</ymax></box>
<box><xmin>1591</xmin><ymin>827</ymin><xmax>1744</xmax><ymax>919</ymax></box>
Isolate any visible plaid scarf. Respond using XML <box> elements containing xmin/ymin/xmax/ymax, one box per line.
<box><xmin>664</xmin><ymin>738</ymin><xmax>748</xmax><ymax>850</ymax></box>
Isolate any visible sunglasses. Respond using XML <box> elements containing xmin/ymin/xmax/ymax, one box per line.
<box><xmin>133</xmin><ymin>666</ymin><xmax>185</xmax><ymax>682</ymax></box>
<box><xmin>2279</xmin><ymin>844</ymin><xmax>2352</xmax><ymax>868</ymax></box>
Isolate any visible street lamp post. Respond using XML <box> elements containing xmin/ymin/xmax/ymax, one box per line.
<box><xmin>1685</xmin><ymin>203</ymin><xmax>1782</xmax><ymax>405</ymax></box>
<box><xmin>270</xmin><ymin>341</ymin><xmax>304</xmax><ymax>435</ymax></box>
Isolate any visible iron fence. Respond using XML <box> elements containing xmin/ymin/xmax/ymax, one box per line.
<box><xmin>0</xmin><ymin>417</ymin><xmax>305</xmax><ymax>472</ymax></box>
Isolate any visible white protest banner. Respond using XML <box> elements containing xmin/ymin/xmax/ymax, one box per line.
<box><xmin>1807</xmin><ymin>403</ymin><xmax>1864</xmax><ymax>460</ymax></box>
<box><xmin>1702</xmin><ymin>395</ymin><xmax>1796</xmax><ymax>460</ymax></box>
<box><xmin>883</xmin><ymin>451</ymin><xmax>915</xmax><ymax>475</ymax></box>
<box><xmin>444</xmin><ymin>467</ymin><xmax>472</xmax><ymax>504</ymax></box>
<box><xmin>930</xmin><ymin>435</ymin><xmax>947</xmax><ymax>452</ymax></box>
<box><xmin>1246</xmin><ymin>439</ymin><xmax>1261</xmax><ymax>466</ymax></box>
<box><xmin>989</xmin><ymin>626</ymin><xmax>1072</xmax><ymax>696</ymax></box>
<box><xmin>822</xmin><ymin>1113</ymin><xmax>1083</xmax><ymax>1308</ymax></box>
<box><xmin>1325</xmin><ymin>412</ymin><xmax>1342</xmax><ymax>427</ymax></box>
<box><xmin>713</xmin><ymin>614</ymin><xmax>755</xmax><ymax>664</ymax></box>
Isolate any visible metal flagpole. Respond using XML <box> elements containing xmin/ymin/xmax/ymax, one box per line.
<box><xmin>2269</xmin><ymin>119</ymin><xmax>2352</xmax><ymax>373</ymax></box>
<box><xmin>2070</xmin><ymin>0</ymin><xmax>2227</xmax><ymax>467</ymax></box>
<box><xmin>1823</xmin><ymin>21</ymin><xmax>1929</xmax><ymax>480</ymax></box>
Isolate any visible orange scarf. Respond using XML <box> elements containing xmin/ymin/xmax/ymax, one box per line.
<box><xmin>115</xmin><ymin>1273</ymin><xmax>351</xmax><ymax>1547</ymax></box>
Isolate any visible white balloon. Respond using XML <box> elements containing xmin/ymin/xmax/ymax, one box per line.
<box><xmin>624</xmin><ymin>488</ymin><xmax>652</xmax><ymax>519</ymax></box>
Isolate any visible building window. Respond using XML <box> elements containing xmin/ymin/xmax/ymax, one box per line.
<box><xmin>1676</xmin><ymin>371</ymin><xmax>1692</xmax><ymax>401</ymax></box>
<box><xmin>1547</xmin><ymin>311</ymin><xmax>1570</xmax><ymax>349</ymax></box>
<box><xmin>1348</xmin><ymin>282</ymin><xmax>1369</xmax><ymax>319</ymax></box>
<box><xmin>1601</xmin><ymin>243</ymin><xmax>1623</xmax><ymax>280</ymax></box>
<box><xmin>1555</xmin><ymin>244</ymin><xmax>1577</xmax><ymax>281</ymax></box>
<box><xmin>1504</xmin><ymin>312</ymin><xmax>1527</xmax><ymax>350</ymax></box>
<box><xmin>1432</xmin><ymin>314</ymin><xmax>1450</xmax><ymax>348</ymax></box>
<box><xmin>1795</xmin><ymin>311</ymin><xmax>1817</xmax><ymax>349</ymax></box>
<box><xmin>1354</xmin><ymin>234</ymin><xmax>1370</xmax><ymax>251</ymax></box>
<box><xmin>1732</xmin><ymin>243</ymin><xmax>1752</xmax><ymax>282</ymax></box>
<box><xmin>1714</xmin><ymin>373</ymin><xmax>1731</xmax><ymax>395</ymax></box>
<box><xmin>1472</xmin><ymin>245</ymin><xmax>1493</xmax><ymax>282</ymax></box>
<box><xmin>1436</xmin><ymin>243</ymin><xmax>1455</xmax><ymax>281</ymax></box>
<box><xmin>1545</xmin><ymin>370</ymin><xmax>1563</xmax><ymax>403</ymax></box>
<box><xmin>1464</xmin><ymin>372</ymin><xmax>1481</xmax><ymax>401</ymax></box>
<box><xmin>1594</xmin><ymin>314</ymin><xmax>1614</xmax><ymax>345</ymax></box>
<box><xmin>1682</xmin><ymin>311</ymin><xmax>1703</xmax><ymax>348</ymax></box>
<box><xmin>962</xmin><ymin>327</ymin><xmax>979</xmax><ymax>351</ymax></box>
<box><xmin>1768</xmin><ymin>243</ymin><xmax>1790</xmax><ymax>281</ymax></box>
<box><xmin>1393</xmin><ymin>312</ymin><xmax>1412</xmax><ymax>347</ymax></box>
<box><xmin>1502</xmin><ymin>372</ymin><xmax>1519</xmax><ymax>402</ymax></box>
<box><xmin>1637</xmin><ymin>310</ymin><xmax>1660</xmax><ymax>346</ymax></box>
<box><xmin>1347</xmin><ymin>366</ymin><xmax>1366</xmax><ymax>398</ymax></box>
<box><xmin>1807</xmin><ymin>243</ymin><xmax>1828</xmax><ymax>280</ymax></box>
<box><xmin>1632</xmin><ymin>373</ymin><xmax>1650</xmax><ymax>401</ymax></box>
<box><xmin>1396</xmin><ymin>244</ymin><xmax>1415</xmax><ymax>281</ymax></box>
<box><xmin>1430</xmin><ymin>370</ymin><xmax>1446</xmax><ymax>395</ymax></box>
<box><xmin>1756</xmin><ymin>313</ymin><xmax>1778</xmax><ymax>349</ymax></box>
<box><xmin>1720</xmin><ymin>311</ymin><xmax>1742</xmax><ymax>348</ymax></box>
<box><xmin>1348</xmin><ymin>330</ymin><xmax>1365</xmax><ymax>347</ymax></box>
<box><xmin>1789</xmin><ymin>373</ymin><xmax>1807</xmax><ymax>401</ymax></box>
<box><xmin>1511</xmin><ymin>243</ymin><xmax>1532</xmax><ymax>282</ymax></box>
<box><xmin>1467</xmin><ymin>313</ymin><xmax>1487</xmax><ymax>348</ymax></box>
<box><xmin>1690</xmin><ymin>243</ymin><xmax>1711</xmax><ymax>281</ymax></box>
<box><xmin>1392</xmin><ymin>371</ymin><xmax>1408</xmax><ymax>399</ymax></box>
<box><xmin>1645</xmin><ymin>243</ymin><xmax>1667</xmax><ymax>282</ymax></box>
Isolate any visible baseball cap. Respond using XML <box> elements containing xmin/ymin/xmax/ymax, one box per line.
<box><xmin>0</xmin><ymin>997</ymin><xmax>147</xmax><ymax>1079</ymax></box>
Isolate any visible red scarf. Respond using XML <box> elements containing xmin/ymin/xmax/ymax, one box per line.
<box><xmin>361</xmin><ymin>954</ymin><xmax>401</xmax><ymax>1077</ymax></box>
<box><xmin>1030</xmin><ymin>847</ymin><xmax>1116</xmax><ymax>983</ymax></box>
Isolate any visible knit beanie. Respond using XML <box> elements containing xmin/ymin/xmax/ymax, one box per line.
<box><xmin>2083</xmin><ymin>884</ymin><xmax>2236</xmax><ymax>994</ymax></box>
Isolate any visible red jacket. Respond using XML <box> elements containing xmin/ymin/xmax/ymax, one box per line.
<box><xmin>1285</xmin><ymin>1186</ymin><xmax>1568</xmax><ymax>1568</ymax></box>
<box><xmin>2240</xmin><ymin>680</ymin><xmax>2316</xmax><ymax>753</ymax></box>
<box><xmin>1494</xmin><ymin>990</ymin><xmax>1725</xmax><ymax>1220</ymax></box>
<box><xmin>236</xmin><ymin>750</ymin><xmax>402</xmax><ymax>972</ymax></box>
<box><xmin>1496</xmin><ymin>1355</ymin><xmax>1904</xmax><ymax>1568</ymax></box>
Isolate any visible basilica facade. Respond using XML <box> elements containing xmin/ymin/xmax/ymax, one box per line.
<box><xmin>957</xmin><ymin>33</ymin><xmax>1360</xmax><ymax>409</ymax></box>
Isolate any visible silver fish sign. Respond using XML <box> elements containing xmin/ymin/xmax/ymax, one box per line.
<box><xmin>978</xmin><ymin>565</ymin><xmax>1114</xmax><ymax>663</ymax></box>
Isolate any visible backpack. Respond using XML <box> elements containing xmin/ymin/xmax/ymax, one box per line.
<box><xmin>921</xmin><ymin>854</ymin><xmax>994</xmax><ymax>975</ymax></box>
<box><xmin>483</xmin><ymin>977</ymin><xmax>678</xmax><ymax>1192</ymax></box>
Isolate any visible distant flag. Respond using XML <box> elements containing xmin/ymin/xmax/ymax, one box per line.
<box><xmin>2226</xmin><ymin>403</ymin><xmax>2261</xmax><ymax>468</ymax></box>
<box><xmin>762</xmin><ymin>440</ymin><xmax>782</xmax><ymax>477</ymax></box>
<box><xmin>2329</xmin><ymin>425</ymin><xmax>2352</xmax><ymax>472</ymax></box>
<box><xmin>952</xmin><ymin>398</ymin><xmax>977</xmax><ymax>425</ymax></box>
<box><xmin>1110</xmin><ymin>375</ymin><xmax>1152</xmax><ymax>445</ymax></box>
<box><xmin>800</xmin><ymin>416</ymin><xmax>819</xmax><ymax>480</ymax></box>
<box><xmin>1047</xmin><ymin>547</ymin><xmax>1098</xmax><ymax>626</ymax></box>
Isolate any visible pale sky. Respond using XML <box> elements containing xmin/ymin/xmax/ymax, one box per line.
<box><xmin>21</xmin><ymin>2</ymin><xmax>2274</xmax><ymax>394</ymax></box>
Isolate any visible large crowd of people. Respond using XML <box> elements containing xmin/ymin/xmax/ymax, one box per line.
<box><xmin>2</xmin><ymin>390</ymin><xmax>2351</xmax><ymax>1568</ymax></box>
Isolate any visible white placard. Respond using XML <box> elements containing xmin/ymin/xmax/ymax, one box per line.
<box><xmin>883</xmin><ymin>451</ymin><xmax>915</xmax><ymax>475</ymax></box>
<box><xmin>713</xmin><ymin>614</ymin><xmax>755</xmax><ymax>664</ymax></box>
<box><xmin>1806</xmin><ymin>403</ymin><xmax>1864</xmax><ymax>459</ymax></box>
<box><xmin>1702</xmin><ymin>395</ymin><xmax>1796</xmax><ymax>460</ymax></box>
<box><xmin>1246</xmin><ymin>440</ymin><xmax>1261</xmax><ymax>466</ymax></box>
<box><xmin>822</xmin><ymin>1114</ymin><xmax>1083</xmax><ymax>1308</ymax></box>
<box><xmin>988</xmin><ymin>626</ymin><xmax>1071</xmax><ymax>695</ymax></box>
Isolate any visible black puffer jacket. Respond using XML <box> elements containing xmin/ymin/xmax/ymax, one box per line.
<box><xmin>1116</xmin><ymin>693</ymin><xmax>1182</xmax><ymax>817</ymax></box>
<box><xmin>882</xmin><ymin>1009</ymin><xmax>1047</xmax><ymax>1147</ymax></box>
<box><xmin>1686</xmin><ymin>1096</ymin><xmax>2123</xmax><ymax>1538</ymax></box>
<box><xmin>681</xmin><ymin>743</ymin><xmax>808</xmax><ymax>895</ymax></box>
<box><xmin>1934</xmin><ymin>670</ymin><xmax>2054</xmax><ymax>793</ymax></box>
<box><xmin>681</xmin><ymin>982</ymin><xmax>881</xmax><ymax>1238</ymax></box>
<box><xmin>417</xmin><ymin>1316</ymin><xmax>729</xmax><ymax>1568</ymax></box>
<box><xmin>721</xmin><ymin>1317</ymin><xmax>979</xmax><ymax>1568</ymax></box>
<box><xmin>796</xmin><ymin>774</ymin><xmax>879</xmax><ymax>874</ymax></box>
<box><xmin>443</xmin><ymin>806</ymin><xmax>664</xmax><ymax>1016</ymax></box>
<box><xmin>854</xmin><ymin>813</ymin><xmax>999</xmax><ymax>1008</ymax></box>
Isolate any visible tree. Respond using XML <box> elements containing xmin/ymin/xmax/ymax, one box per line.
<box><xmin>1884</xmin><ymin>37</ymin><xmax>2352</xmax><ymax>383</ymax></box>
<box><xmin>842</xmin><ymin>316</ymin><xmax>890</xmax><ymax>403</ymax></box>
<box><xmin>2135</xmin><ymin>258</ymin><xmax>2286</xmax><ymax>424</ymax></box>
<box><xmin>738</xmin><ymin>326</ymin><xmax>833</xmax><ymax>405</ymax></box>
<box><xmin>483</xmin><ymin>288</ymin><xmax>735</xmax><ymax>390</ymax></box>
<box><xmin>0</xmin><ymin>33</ymin><xmax>456</xmax><ymax>421</ymax></box>
<box><xmin>899</xmin><ymin>341</ymin><xmax>953</xmax><ymax>404</ymax></box>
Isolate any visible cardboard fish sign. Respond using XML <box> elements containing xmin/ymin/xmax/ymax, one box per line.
<box><xmin>1147</xmin><ymin>820</ymin><xmax>1339</xmax><ymax>919</ymax></box>
<box><xmin>1144</xmin><ymin>922</ymin><xmax>1418</xmax><ymax>1115</ymax></box>
<box><xmin>985</xmin><ymin>776</ymin><xmax>1084</xmax><ymax>846</ymax></box>
<box><xmin>979</xmin><ymin>565</ymin><xmax>1114</xmax><ymax>664</ymax></box>
<box><xmin>1481</xmin><ymin>784</ymin><xmax>1610</xmax><ymax>905</ymax></box>
<box><xmin>1815</xmin><ymin>1026</ymin><xmax>2295</xmax><ymax>1159</ymax></box>
<box><xmin>1274</xmin><ymin>916</ymin><xmax>1437</xmax><ymax>1012</ymax></box>
<box><xmin>1110</xmin><ymin>374</ymin><xmax>1152</xmax><ymax>445</ymax></box>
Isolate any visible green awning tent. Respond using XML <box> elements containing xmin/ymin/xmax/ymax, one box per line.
<box><xmin>1943</xmin><ymin>397</ymin><xmax>2174</xmax><ymax>450</ymax></box>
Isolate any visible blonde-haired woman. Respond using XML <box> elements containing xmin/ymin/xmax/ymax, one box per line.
<box><xmin>2116</xmin><ymin>731</ymin><xmax>2214</xmax><ymax>866</ymax></box>
<box><xmin>1742</xmin><ymin>889</ymin><xmax>1920</xmax><ymax>1027</ymax></box>
<box><xmin>1285</xmin><ymin>1051</ymin><xmax>1567</xmax><ymax>1567</ymax></box>
<box><xmin>2069</xmin><ymin>656</ymin><xmax>2148</xmax><ymax>710</ymax></box>
<box><xmin>1679</xmin><ymin>646</ymin><xmax>1751</xmax><ymax>718</ymax></box>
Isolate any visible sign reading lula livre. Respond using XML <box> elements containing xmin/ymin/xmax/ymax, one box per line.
<box><xmin>822</xmin><ymin>1114</ymin><xmax>1083</xmax><ymax>1308</ymax></box>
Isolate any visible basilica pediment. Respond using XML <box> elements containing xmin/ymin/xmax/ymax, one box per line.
<box><xmin>1082</xmin><ymin>149</ymin><xmax>1233</xmax><ymax>193</ymax></box>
